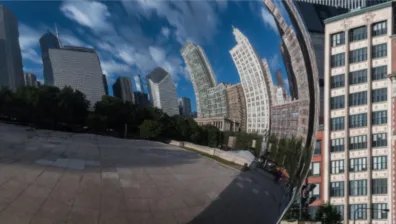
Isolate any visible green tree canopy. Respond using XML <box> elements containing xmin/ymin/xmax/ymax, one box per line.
<box><xmin>315</xmin><ymin>202</ymin><xmax>342</xmax><ymax>224</ymax></box>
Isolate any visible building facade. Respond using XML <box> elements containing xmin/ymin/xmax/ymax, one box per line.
<box><xmin>230</xmin><ymin>27</ymin><xmax>271</xmax><ymax>135</ymax></box>
<box><xmin>24</xmin><ymin>73</ymin><xmax>38</xmax><ymax>87</ymax></box>
<box><xmin>48</xmin><ymin>46</ymin><xmax>105</xmax><ymax>106</ymax></box>
<box><xmin>270</xmin><ymin>100</ymin><xmax>300</xmax><ymax>138</ymax></box>
<box><xmin>306</xmin><ymin>125</ymin><xmax>325</xmax><ymax>218</ymax></box>
<box><xmin>40</xmin><ymin>31</ymin><xmax>61</xmax><ymax>86</ymax></box>
<box><xmin>0</xmin><ymin>6</ymin><xmax>24</xmax><ymax>91</ymax></box>
<box><xmin>226</xmin><ymin>83</ymin><xmax>247</xmax><ymax>132</ymax></box>
<box><xmin>146</xmin><ymin>67</ymin><xmax>178</xmax><ymax>116</ymax></box>
<box><xmin>201</xmin><ymin>83</ymin><xmax>229</xmax><ymax>118</ymax></box>
<box><xmin>324</xmin><ymin>2</ymin><xmax>395</xmax><ymax>222</ymax></box>
<box><xmin>112</xmin><ymin>76</ymin><xmax>134</xmax><ymax>103</ymax></box>
<box><xmin>178</xmin><ymin>97</ymin><xmax>192</xmax><ymax>117</ymax></box>
<box><xmin>262</xmin><ymin>59</ymin><xmax>277</xmax><ymax>107</ymax></box>
<box><xmin>134</xmin><ymin>91</ymin><xmax>149</xmax><ymax>108</ymax></box>
<box><xmin>194</xmin><ymin>117</ymin><xmax>240</xmax><ymax>132</ymax></box>
<box><xmin>181</xmin><ymin>43</ymin><xmax>218</xmax><ymax>118</ymax></box>
<box><xmin>295</xmin><ymin>0</ymin><xmax>390</xmax><ymax>10</ymax></box>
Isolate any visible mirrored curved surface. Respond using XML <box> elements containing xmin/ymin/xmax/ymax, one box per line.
<box><xmin>0</xmin><ymin>0</ymin><xmax>342</xmax><ymax>223</ymax></box>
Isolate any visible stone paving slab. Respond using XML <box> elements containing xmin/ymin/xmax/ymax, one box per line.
<box><xmin>0</xmin><ymin>123</ymin><xmax>288</xmax><ymax>224</ymax></box>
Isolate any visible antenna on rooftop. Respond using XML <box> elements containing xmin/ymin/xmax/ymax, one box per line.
<box><xmin>55</xmin><ymin>23</ymin><xmax>63</xmax><ymax>48</ymax></box>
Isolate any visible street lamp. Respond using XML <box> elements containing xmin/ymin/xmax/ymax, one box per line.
<box><xmin>353</xmin><ymin>207</ymin><xmax>389</xmax><ymax>224</ymax></box>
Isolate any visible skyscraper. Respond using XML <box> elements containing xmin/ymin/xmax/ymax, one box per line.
<box><xmin>0</xmin><ymin>6</ymin><xmax>24</xmax><ymax>91</ymax></box>
<box><xmin>178</xmin><ymin>97</ymin><xmax>192</xmax><ymax>117</ymax></box>
<box><xmin>275</xmin><ymin>69</ymin><xmax>285</xmax><ymax>90</ymax></box>
<box><xmin>181</xmin><ymin>43</ymin><xmax>217</xmax><ymax>118</ymax></box>
<box><xmin>146</xmin><ymin>67</ymin><xmax>178</xmax><ymax>116</ymax></box>
<box><xmin>133</xmin><ymin>73</ymin><xmax>144</xmax><ymax>92</ymax></box>
<box><xmin>102</xmin><ymin>74</ymin><xmax>108</xmax><ymax>96</ymax></box>
<box><xmin>262</xmin><ymin>59</ymin><xmax>277</xmax><ymax>107</ymax></box>
<box><xmin>112</xmin><ymin>76</ymin><xmax>134</xmax><ymax>103</ymax></box>
<box><xmin>324</xmin><ymin>2</ymin><xmax>394</xmax><ymax>222</ymax></box>
<box><xmin>48</xmin><ymin>46</ymin><xmax>105</xmax><ymax>106</ymax></box>
<box><xmin>24</xmin><ymin>73</ymin><xmax>38</xmax><ymax>87</ymax></box>
<box><xmin>134</xmin><ymin>91</ymin><xmax>149</xmax><ymax>108</ymax></box>
<box><xmin>40</xmin><ymin>31</ymin><xmax>61</xmax><ymax>86</ymax></box>
<box><xmin>230</xmin><ymin>27</ymin><xmax>271</xmax><ymax>135</ymax></box>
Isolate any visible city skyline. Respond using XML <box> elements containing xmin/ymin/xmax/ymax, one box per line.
<box><xmin>2</xmin><ymin>0</ymin><xmax>292</xmax><ymax>112</ymax></box>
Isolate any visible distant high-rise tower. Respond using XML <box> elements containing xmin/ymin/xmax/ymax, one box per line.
<box><xmin>262</xmin><ymin>59</ymin><xmax>277</xmax><ymax>107</ymax></box>
<box><xmin>40</xmin><ymin>31</ymin><xmax>61</xmax><ymax>85</ymax></box>
<box><xmin>0</xmin><ymin>6</ymin><xmax>24</xmax><ymax>91</ymax></box>
<box><xmin>112</xmin><ymin>76</ymin><xmax>134</xmax><ymax>103</ymax></box>
<box><xmin>146</xmin><ymin>67</ymin><xmax>178</xmax><ymax>116</ymax></box>
<box><xmin>24</xmin><ymin>73</ymin><xmax>38</xmax><ymax>87</ymax></box>
<box><xmin>230</xmin><ymin>27</ymin><xmax>271</xmax><ymax>135</ymax></box>
<box><xmin>181</xmin><ymin>43</ymin><xmax>217</xmax><ymax>118</ymax></box>
<box><xmin>178</xmin><ymin>97</ymin><xmax>192</xmax><ymax>117</ymax></box>
<box><xmin>133</xmin><ymin>74</ymin><xmax>144</xmax><ymax>92</ymax></box>
<box><xmin>275</xmin><ymin>70</ymin><xmax>285</xmax><ymax>90</ymax></box>
<box><xmin>48</xmin><ymin>46</ymin><xmax>105</xmax><ymax>106</ymax></box>
<box><xmin>102</xmin><ymin>74</ymin><xmax>108</xmax><ymax>96</ymax></box>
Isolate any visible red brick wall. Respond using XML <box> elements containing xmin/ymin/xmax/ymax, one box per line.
<box><xmin>308</xmin><ymin>129</ymin><xmax>324</xmax><ymax>206</ymax></box>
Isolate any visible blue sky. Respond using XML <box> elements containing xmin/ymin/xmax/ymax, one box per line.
<box><xmin>3</xmin><ymin>0</ymin><xmax>291</xmax><ymax>112</ymax></box>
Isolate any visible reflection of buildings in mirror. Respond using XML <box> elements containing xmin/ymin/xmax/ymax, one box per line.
<box><xmin>230</xmin><ymin>27</ymin><xmax>271</xmax><ymax>135</ymax></box>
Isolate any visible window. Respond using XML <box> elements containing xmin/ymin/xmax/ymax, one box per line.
<box><xmin>349</xmin><ymin>180</ymin><xmax>367</xmax><ymax>196</ymax></box>
<box><xmin>372</xmin><ymin>21</ymin><xmax>387</xmax><ymax>36</ymax></box>
<box><xmin>331</xmin><ymin>96</ymin><xmax>344</xmax><ymax>110</ymax></box>
<box><xmin>331</xmin><ymin>138</ymin><xmax>344</xmax><ymax>152</ymax></box>
<box><xmin>331</xmin><ymin>117</ymin><xmax>344</xmax><ymax>131</ymax></box>
<box><xmin>372</xmin><ymin>156</ymin><xmax>387</xmax><ymax>170</ymax></box>
<box><xmin>331</xmin><ymin>32</ymin><xmax>345</xmax><ymax>46</ymax></box>
<box><xmin>314</xmin><ymin>141</ymin><xmax>321</xmax><ymax>155</ymax></box>
<box><xmin>372</xmin><ymin>88</ymin><xmax>387</xmax><ymax>103</ymax></box>
<box><xmin>331</xmin><ymin>160</ymin><xmax>344</xmax><ymax>174</ymax></box>
<box><xmin>349</xmin><ymin>91</ymin><xmax>367</xmax><ymax>106</ymax></box>
<box><xmin>349</xmin><ymin>26</ymin><xmax>367</xmax><ymax>42</ymax></box>
<box><xmin>335</xmin><ymin>205</ymin><xmax>344</xmax><ymax>219</ymax></box>
<box><xmin>372</xmin><ymin>133</ymin><xmax>387</xmax><ymax>147</ymax></box>
<box><xmin>331</xmin><ymin>53</ymin><xmax>345</xmax><ymax>68</ymax></box>
<box><xmin>349</xmin><ymin>113</ymin><xmax>367</xmax><ymax>128</ymax></box>
<box><xmin>372</xmin><ymin>179</ymin><xmax>387</xmax><ymax>194</ymax></box>
<box><xmin>349</xmin><ymin>135</ymin><xmax>367</xmax><ymax>150</ymax></box>
<box><xmin>372</xmin><ymin>111</ymin><xmax>387</xmax><ymax>125</ymax></box>
<box><xmin>372</xmin><ymin>43</ymin><xmax>387</xmax><ymax>58</ymax></box>
<box><xmin>349</xmin><ymin>157</ymin><xmax>367</xmax><ymax>172</ymax></box>
<box><xmin>372</xmin><ymin>203</ymin><xmax>388</xmax><ymax>219</ymax></box>
<box><xmin>349</xmin><ymin>204</ymin><xmax>367</xmax><ymax>220</ymax></box>
<box><xmin>349</xmin><ymin>69</ymin><xmax>367</xmax><ymax>85</ymax></box>
<box><xmin>372</xmin><ymin>65</ymin><xmax>387</xmax><ymax>80</ymax></box>
<box><xmin>349</xmin><ymin>48</ymin><xmax>367</xmax><ymax>63</ymax></box>
<box><xmin>330</xmin><ymin>74</ymin><xmax>344</xmax><ymax>88</ymax></box>
<box><xmin>309</xmin><ymin>162</ymin><xmax>321</xmax><ymax>176</ymax></box>
<box><xmin>313</xmin><ymin>184</ymin><xmax>321</xmax><ymax>200</ymax></box>
<box><xmin>330</xmin><ymin>182</ymin><xmax>344</xmax><ymax>197</ymax></box>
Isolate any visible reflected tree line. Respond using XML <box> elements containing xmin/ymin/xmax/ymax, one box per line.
<box><xmin>0</xmin><ymin>85</ymin><xmax>263</xmax><ymax>153</ymax></box>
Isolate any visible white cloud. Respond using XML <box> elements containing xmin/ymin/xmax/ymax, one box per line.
<box><xmin>22</xmin><ymin>48</ymin><xmax>42</xmax><ymax>64</ymax></box>
<box><xmin>122</xmin><ymin>0</ymin><xmax>220</xmax><ymax>45</ymax></box>
<box><xmin>61</xmin><ymin>33</ymin><xmax>90</xmax><ymax>48</ymax></box>
<box><xmin>149</xmin><ymin>46</ymin><xmax>166</xmax><ymax>64</ymax></box>
<box><xmin>161</xmin><ymin>27</ymin><xmax>170</xmax><ymax>38</ymax></box>
<box><xmin>101</xmin><ymin>59</ymin><xmax>130</xmax><ymax>76</ymax></box>
<box><xmin>60</xmin><ymin>0</ymin><xmax>114</xmax><ymax>33</ymax></box>
<box><xmin>260</xmin><ymin>7</ymin><xmax>278</xmax><ymax>35</ymax></box>
<box><xmin>18</xmin><ymin>23</ymin><xmax>44</xmax><ymax>65</ymax></box>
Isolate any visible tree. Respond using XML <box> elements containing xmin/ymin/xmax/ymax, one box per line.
<box><xmin>139</xmin><ymin>119</ymin><xmax>163</xmax><ymax>140</ymax></box>
<box><xmin>282</xmin><ymin>200</ymin><xmax>311</xmax><ymax>221</ymax></box>
<box><xmin>314</xmin><ymin>202</ymin><xmax>342</xmax><ymax>224</ymax></box>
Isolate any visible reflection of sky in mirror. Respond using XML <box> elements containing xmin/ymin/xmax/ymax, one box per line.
<box><xmin>3</xmin><ymin>0</ymin><xmax>301</xmax><ymax>111</ymax></box>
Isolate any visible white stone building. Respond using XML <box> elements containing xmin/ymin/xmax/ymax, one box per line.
<box><xmin>324</xmin><ymin>2</ymin><xmax>394</xmax><ymax>222</ymax></box>
<box><xmin>230</xmin><ymin>27</ymin><xmax>271</xmax><ymax>135</ymax></box>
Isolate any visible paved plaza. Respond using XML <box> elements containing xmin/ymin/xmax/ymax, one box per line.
<box><xmin>0</xmin><ymin>123</ymin><xmax>289</xmax><ymax>224</ymax></box>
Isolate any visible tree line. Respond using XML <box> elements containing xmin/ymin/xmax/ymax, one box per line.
<box><xmin>0</xmin><ymin>85</ymin><xmax>261</xmax><ymax>151</ymax></box>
